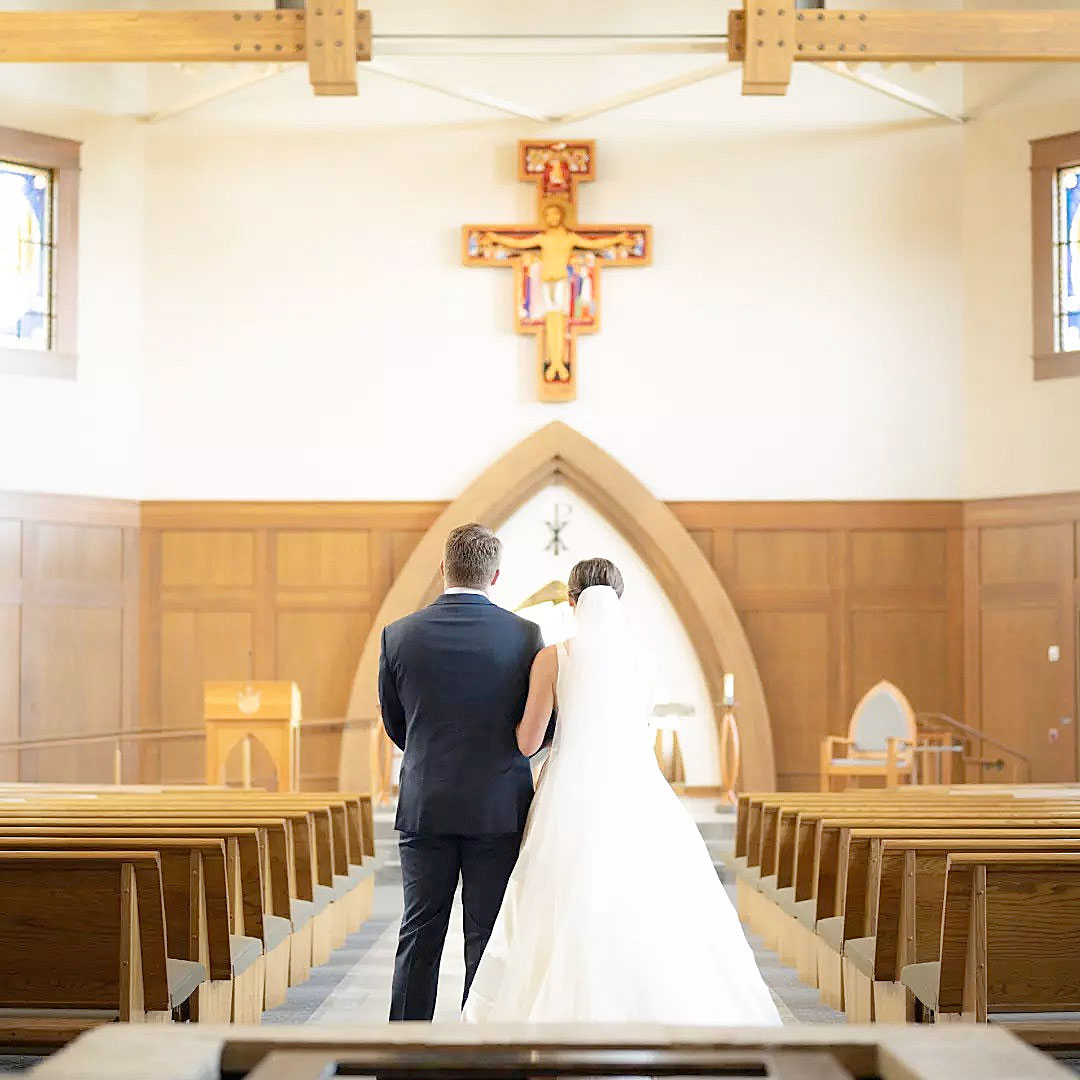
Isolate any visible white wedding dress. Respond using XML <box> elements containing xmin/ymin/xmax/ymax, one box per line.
<box><xmin>462</xmin><ymin>585</ymin><xmax>781</xmax><ymax>1026</ymax></box>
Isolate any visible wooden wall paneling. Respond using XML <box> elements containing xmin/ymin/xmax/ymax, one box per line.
<box><xmin>32</xmin><ymin>522</ymin><xmax>123</xmax><ymax>582</ymax></box>
<box><xmin>742</xmin><ymin>610</ymin><xmax>830</xmax><ymax>789</ymax></box>
<box><xmin>849</xmin><ymin>610</ymin><xmax>950</xmax><ymax>715</ymax></box>
<box><xmin>277</xmin><ymin>530</ymin><xmax>370</xmax><ymax>587</ymax></box>
<box><xmin>254</xmin><ymin>530</ymin><xmax>276</xmax><ymax>681</ymax></box>
<box><xmin>962</xmin><ymin>525</ymin><xmax>981</xmax><ymax>733</ymax></box>
<box><xmin>0</xmin><ymin>517</ymin><xmax>19</xmax><ymax>778</ymax></box>
<box><xmin>272</xmin><ymin>526</ymin><xmax>380</xmax><ymax>790</ymax></box>
<box><xmin>1062</xmin><ymin>522</ymin><xmax>1079</xmax><ymax>782</ymax></box>
<box><xmin>138</xmin><ymin>528</ymin><xmax>162</xmax><ymax>782</ymax></box>
<box><xmin>979</xmin><ymin>524</ymin><xmax>1066</xmax><ymax>585</ymax></box>
<box><xmin>160</xmin><ymin>530</ymin><xmax>255</xmax><ymax>588</ymax></box>
<box><xmin>0</xmin><ymin>519</ymin><xmax>20</xmax><ymax>587</ymax></box>
<box><xmin>666</xmin><ymin>508</ymin><xmax>967</xmax><ymax>788</ymax></box>
<box><xmin>0</xmin><ymin>492</ymin><xmax>138</xmax><ymax>529</ymax></box>
<box><xmin>368</xmin><ymin>527</ymin><xmax>393</xmax><ymax>611</ymax></box>
<box><xmin>141</xmin><ymin>501</ymin><xmax>447</xmax><ymax>531</ymax></box>
<box><xmin>5</xmin><ymin>504</ymin><xmax>136</xmax><ymax>784</ymax></box>
<box><xmin>276</xmin><ymin>612</ymin><xmax>372</xmax><ymax>720</ymax></box>
<box><xmin>159</xmin><ymin>611</ymin><xmax>254</xmax><ymax>729</ymax></box>
<box><xmin>849</xmin><ymin>529</ymin><xmax>947</xmax><ymax>591</ymax></box>
<box><xmin>0</xmin><ymin>602</ymin><xmax>19</xmax><ymax>780</ymax></box>
<box><xmin>21</xmin><ymin>523</ymin><xmax>126</xmax><ymax>745</ymax></box>
<box><xmin>17</xmin><ymin>521</ymin><xmax>39</xmax><ymax>757</ymax></box>
<box><xmin>981</xmin><ymin>605</ymin><xmax>1068</xmax><ymax>782</ymax></box>
<box><xmin>711</xmin><ymin>528</ymin><xmax>735</xmax><ymax>586</ymax></box>
<box><xmin>667</xmin><ymin>500</ymin><xmax>963</xmax><ymax>530</ymax></box>
<box><xmin>120</xmin><ymin>528</ymin><xmax>139</xmax><ymax>764</ymax></box>
<box><xmin>828</xmin><ymin>530</ymin><xmax>850</xmax><ymax>736</ymax></box>
<box><xmin>21</xmin><ymin>605</ymin><xmax>124</xmax><ymax>739</ymax></box>
<box><xmin>846</xmin><ymin>528</ymin><xmax>953</xmax><ymax>736</ymax></box>
<box><xmin>390</xmin><ymin>529</ymin><xmax>428</xmax><ymax>579</ymax></box>
<box><xmin>963</xmin><ymin>491</ymin><xmax>1080</xmax><ymax>528</ymax></box>
<box><xmin>941</xmin><ymin>529</ymin><xmax>965</xmax><ymax>723</ymax></box>
<box><xmin>976</xmin><ymin>520</ymin><xmax>1076</xmax><ymax>783</ymax></box>
<box><xmin>1073</xmin><ymin>512</ymin><xmax>1080</xmax><ymax>775</ymax></box>
<box><xmin>686</xmin><ymin>529</ymin><xmax>713</xmax><ymax>565</ymax></box>
<box><xmin>732</xmin><ymin>530</ymin><xmax>830</xmax><ymax>590</ymax></box>
<box><xmin>156</xmin><ymin>525</ymin><xmax>259</xmax><ymax>780</ymax></box>
<box><xmin>158</xmin><ymin>607</ymin><xmax>254</xmax><ymax>784</ymax></box>
<box><xmin>139</xmin><ymin>505</ymin><xmax>447</xmax><ymax>787</ymax></box>
<box><xmin>2</xmin><ymin>490</ymin><xmax>1072</xmax><ymax>793</ymax></box>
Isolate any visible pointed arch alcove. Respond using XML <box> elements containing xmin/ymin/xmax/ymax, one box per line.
<box><xmin>339</xmin><ymin>422</ymin><xmax>776</xmax><ymax>795</ymax></box>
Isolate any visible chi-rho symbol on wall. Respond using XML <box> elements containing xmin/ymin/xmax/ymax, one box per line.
<box><xmin>463</xmin><ymin>141</ymin><xmax>652</xmax><ymax>403</ymax></box>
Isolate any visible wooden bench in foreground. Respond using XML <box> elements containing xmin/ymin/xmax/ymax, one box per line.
<box><xmin>0</xmin><ymin>851</ymin><xmax>205</xmax><ymax>1049</ymax></box>
<box><xmin>0</xmin><ymin>784</ymin><xmax>379</xmax><ymax>1044</ymax></box>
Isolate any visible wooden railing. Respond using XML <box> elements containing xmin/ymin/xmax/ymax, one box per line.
<box><xmin>916</xmin><ymin>711</ymin><xmax>1031</xmax><ymax>784</ymax></box>
<box><xmin>0</xmin><ymin>717</ymin><xmax>370</xmax><ymax>788</ymax></box>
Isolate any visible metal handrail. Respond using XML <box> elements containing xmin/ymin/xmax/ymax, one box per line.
<box><xmin>916</xmin><ymin>711</ymin><xmax>1031</xmax><ymax>782</ymax></box>
<box><xmin>0</xmin><ymin>715</ymin><xmax>372</xmax><ymax>754</ymax></box>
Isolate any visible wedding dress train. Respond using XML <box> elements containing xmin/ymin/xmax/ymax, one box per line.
<box><xmin>462</xmin><ymin>585</ymin><xmax>781</xmax><ymax>1025</ymax></box>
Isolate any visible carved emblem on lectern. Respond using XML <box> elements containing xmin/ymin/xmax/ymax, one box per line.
<box><xmin>236</xmin><ymin>686</ymin><xmax>262</xmax><ymax>715</ymax></box>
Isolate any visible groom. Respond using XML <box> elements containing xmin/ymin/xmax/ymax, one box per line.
<box><xmin>379</xmin><ymin>522</ymin><xmax>546</xmax><ymax>1021</ymax></box>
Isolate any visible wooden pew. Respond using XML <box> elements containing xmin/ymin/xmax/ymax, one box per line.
<box><xmin>842</xmin><ymin>834</ymin><xmax>1080</xmax><ymax>1022</ymax></box>
<box><xmin>0</xmin><ymin>851</ymin><xmax>205</xmax><ymax>1048</ymax></box>
<box><xmin>0</xmin><ymin>821</ymin><xmax>292</xmax><ymax>1010</ymax></box>
<box><xmin>46</xmin><ymin>791</ymin><xmax>374</xmax><ymax>955</ymax></box>
<box><xmin>806</xmin><ymin>809</ymin><xmax>1080</xmax><ymax>1010</ymax></box>
<box><xmin>0</xmin><ymin>786</ymin><xmax>379</xmax><ymax>1019</ymax></box>
<box><xmin>902</xmin><ymin>852</ymin><xmax>1080</xmax><ymax>1025</ymax></box>
<box><xmin>735</xmin><ymin>792</ymin><xmax>1080</xmax><ymax>1011</ymax></box>
<box><xmin>0</xmin><ymin>811</ymin><xmax>296</xmax><ymax>1001</ymax></box>
<box><xmin>0</xmin><ymin>835</ymin><xmax>266</xmax><ymax>1023</ymax></box>
<box><xmin>0</xmin><ymin>791</ymin><xmax>375</xmax><ymax>984</ymax></box>
<box><xmin>0</xmin><ymin>804</ymin><xmax>321</xmax><ymax>984</ymax></box>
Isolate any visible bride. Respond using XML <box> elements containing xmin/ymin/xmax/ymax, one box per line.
<box><xmin>462</xmin><ymin>557</ymin><xmax>781</xmax><ymax>1025</ymax></box>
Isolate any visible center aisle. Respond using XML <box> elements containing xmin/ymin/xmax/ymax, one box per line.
<box><xmin>264</xmin><ymin>800</ymin><xmax>842</xmax><ymax>1026</ymax></box>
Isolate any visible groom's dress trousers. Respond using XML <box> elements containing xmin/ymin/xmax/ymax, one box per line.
<box><xmin>379</xmin><ymin>591</ymin><xmax>545</xmax><ymax>1021</ymax></box>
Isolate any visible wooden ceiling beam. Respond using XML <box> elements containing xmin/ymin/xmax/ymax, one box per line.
<box><xmin>0</xmin><ymin>6</ymin><xmax>371</xmax><ymax>95</ymax></box>
<box><xmin>730</xmin><ymin>6</ymin><xmax>1080</xmax><ymax>95</ymax></box>
<box><xmin>306</xmin><ymin>0</ymin><xmax>363</xmax><ymax>96</ymax></box>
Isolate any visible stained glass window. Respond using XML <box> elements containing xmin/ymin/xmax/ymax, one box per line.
<box><xmin>0</xmin><ymin>159</ymin><xmax>54</xmax><ymax>352</ymax></box>
<box><xmin>1054</xmin><ymin>164</ymin><xmax>1080</xmax><ymax>354</ymax></box>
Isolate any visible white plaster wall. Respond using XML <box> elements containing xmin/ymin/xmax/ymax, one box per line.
<box><xmin>138</xmin><ymin>110</ymin><xmax>966</xmax><ymax>500</ymax></box>
<box><xmin>0</xmin><ymin>99</ymin><xmax>144</xmax><ymax>497</ymax></box>
<box><xmin>962</xmin><ymin>62</ymin><xmax>1080</xmax><ymax>498</ymax></box>
<box><xmin>492</xmin><ymin>483</ymin><xmax>720</xmax><ymax>785</ymax></box>
<box><xmin>8</xmin><ymin>17</ymin><xmax>1080</xmax><ymax>503</ymax></box>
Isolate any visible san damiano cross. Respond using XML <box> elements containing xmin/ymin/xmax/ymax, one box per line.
<box><xmin>463</xmin><ymin>141</ymin><xmax>651</xmax><ymax>402</ymax></box>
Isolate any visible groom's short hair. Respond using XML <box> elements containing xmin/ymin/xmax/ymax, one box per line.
<box><xmin>444</xmin><ymin>523</ymin><xmax>502</xmax><ymax>590</ymax></box>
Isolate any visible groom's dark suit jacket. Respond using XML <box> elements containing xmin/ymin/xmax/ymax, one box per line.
<box><xmin>379</xmin><ymin>592</ymin><xmax>545</xmax><ymax>836</ymax></box>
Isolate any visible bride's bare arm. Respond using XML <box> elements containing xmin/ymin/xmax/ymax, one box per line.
<box><xmin>517</xmin><ymin>645</ymin><xmax>558</xmax><ymax>757</ymax></box>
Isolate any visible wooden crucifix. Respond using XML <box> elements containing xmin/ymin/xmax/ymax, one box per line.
<box><xmin>463</xmin><ymin>140</ymin><xmax>651</xmax><ymax>403</ymax></box>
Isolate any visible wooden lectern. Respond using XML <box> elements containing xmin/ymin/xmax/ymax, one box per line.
<box><xmin>204</xmin><ymin>681</ymin><xmax>301</xmax><ymax>791</ymax></box>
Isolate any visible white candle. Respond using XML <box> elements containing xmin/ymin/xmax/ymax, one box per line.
<box><xmin>723</xmin><ymin>672</ymin><xmax>735</xmax><ymax>705</ymax></box>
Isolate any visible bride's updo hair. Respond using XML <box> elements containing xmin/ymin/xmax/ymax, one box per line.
<box><xmin>567</xmin><ymin>557</ymin><xmax>625</xmax><ymax>604</ymax></box>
